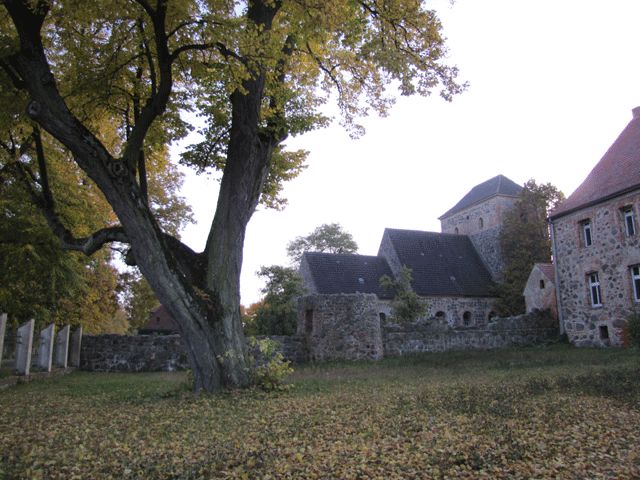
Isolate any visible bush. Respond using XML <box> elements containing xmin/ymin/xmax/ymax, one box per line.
<box><xmin>248</xmin><ymin>337</ymin><xmax>293</xmax><ymax>391</ymax></box>
<box><xmin>622</xmin><ymin>311</ymin><xmax>640</xmax><ymax>348</ymax></box>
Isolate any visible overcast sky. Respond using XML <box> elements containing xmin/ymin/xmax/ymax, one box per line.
<box><xmin>176</xmin><ymin>0</ymin><xmax>640</xmax><ymax>305</ymax></box>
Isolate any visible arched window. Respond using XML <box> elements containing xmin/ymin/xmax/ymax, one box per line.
<box><xmin>463</xmin><ymin>311</ymin><xmax>472</xmax><ymax>326</ymax></box>
<box><xmin>435</xmin><ymin>311</ymin><xmax>446</xmax><ymax>322</ymax></box>
<box><xmin>454</xmin><ymin>227</ymin><xmax>459</xmax><ymax>235</ymax></box>
<box><xmin>479</xmin><ymin>217</ymin><xmax>484</xmax><ymax>229</ymax></box>
<box><xmin>379</xmin><ymin>312</ymin><xmax>387</xmax><ymax>323</ymax></box>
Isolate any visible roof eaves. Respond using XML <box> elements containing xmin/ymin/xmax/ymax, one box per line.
<box><xmin>549</xmin><ymin>183</ymin><xmax>640</xmax><ymax>220</ymax></box>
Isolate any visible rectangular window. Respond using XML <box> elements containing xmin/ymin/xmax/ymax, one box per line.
<box><xmin>623</xmin><ymin>207</ymin><xmax>636</xmax><ymax>236</ymax></box>
<box><xmin>631</xmin><ymin>265</ymin><xmax>640</xmax><ymax>302</ymax></box>
<box><xmin>588</xmin><ymin>272</ymin><xmax>602</xmax><ymax>307</ymax></box>
<box><xmin>581</xmin><ymin>220</ymin><xmax>592</xmax><ymax>246</ymax></box>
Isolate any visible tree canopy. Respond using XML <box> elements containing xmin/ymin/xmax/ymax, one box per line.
<box><xmin>287</xmin><ymin>222</ymin><xmax>359</xmax><ymax>264</ymax></box>
<box><xmin>1</xmin><ymin>0</ymin><xmax>463</xmax><ymax>391</ymax></box>
<box><xmin>495</xmin><ymin>179</ymin><xmax>565</xmax><ymax>316</ymax></box>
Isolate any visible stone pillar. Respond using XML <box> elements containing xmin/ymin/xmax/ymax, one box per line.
<box><xmin>0</xmin><ymin>313</ymin><xmax>6</xmax><ymax>368</ymax></box>
<box><xmin>37</xmin><ymin>323</ymin><xmax>56</xmax><ymax>372</ymax></box>
<box><xmin>70</xmin><ymin>326</ymin><xmax>83</xmax><ymax>368</ymax></box>
<box><xmin>55</xmin><ymin>325</ymin><xmax>70</xmax><ymax>368</ymax></box>
<box><xmin>15</xmin><ymin>319</ymin><xmax>35</xmax><ymax>376</ymax></box>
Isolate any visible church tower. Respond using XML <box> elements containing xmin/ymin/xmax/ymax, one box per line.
<box><xmin>439</xmin><ymin>175</ymin><xmax>522</xmax><ymax>282</ymax></box>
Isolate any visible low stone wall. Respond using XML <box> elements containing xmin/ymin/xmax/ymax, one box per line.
<box><xmin>81</xmin><ymin>334</ymin><xmax>189</xmax><ymax>372</ymax></box>
<box><xmin>80</xmin><ymin>334</ymin><xmax>306</xmax><ymax>373</ymax></box>
<box><xmin>383</xmin><ymin>311</ymin><xmax>559</xmax><ymax>357</ymax></box>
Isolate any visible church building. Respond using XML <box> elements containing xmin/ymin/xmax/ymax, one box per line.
<box><xmin>298</xmin><ymin>174</ymin><xmax>522</xmax><ymax>332</ymax></box>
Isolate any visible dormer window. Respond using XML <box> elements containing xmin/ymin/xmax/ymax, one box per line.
<box><xmin>622</xmin><ymin>206</ymin><xmax>636</xmax><ymax>236</ymax></box>
<box><xmin>580</xmin><ymin>220</ymin><xmax>592</xmax><ymax>246</ymax></box>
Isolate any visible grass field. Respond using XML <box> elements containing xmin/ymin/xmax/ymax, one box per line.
<box><xmin>1</xmin><ymin>345</ymin><xmax>639</xmax><ymax>479</ymax></box>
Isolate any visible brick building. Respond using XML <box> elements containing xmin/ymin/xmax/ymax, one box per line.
<box><xmin>550</xmin><ymin>107</ymin><xmax>640</xmax><ymax>346</ymax></box>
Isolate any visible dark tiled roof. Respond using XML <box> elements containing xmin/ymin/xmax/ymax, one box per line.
<box><xmin>550</xmin><ymin>108</ymin><xmax>640</xmax><ymax>219</ymax></box>
<box><xmin>383</xmin><ymin>229</ymin><xmax>495</xmax><ymax>297</ymax></box>
<box><xmin>535</xmin><ymin>263</ymin><xmax>555</xmax><ymax>283</ymax></box>
<box><xmin>302</xmin><ymin>252</ymin><xmax>394</xmax><ymax>299</ymax></box>
<box><xmin>440</xmin><ymin>174</ymin><xmax>522</xmax><ymax>219</ymax></box>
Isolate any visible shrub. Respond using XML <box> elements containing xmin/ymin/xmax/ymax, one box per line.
<box><xmin>248</xmin><ymin>337</ymin><xmax>293</xmax><ymax>391</ymax></box>
<box><xmin>622</xmin><ymin>312</ymin><xmax>640</xmax><ymax>348</ymax></box>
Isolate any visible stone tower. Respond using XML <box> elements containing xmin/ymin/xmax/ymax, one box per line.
<box><xmin>439</xmin><ymin>175</ymin><xmax>522</xmax><ymax>281</ymax></box>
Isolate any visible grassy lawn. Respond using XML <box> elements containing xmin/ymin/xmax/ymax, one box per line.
<box><xmin>1</xmin><ymin>345</ymin><xmax>639</xmax><ymax>479</ymax></box>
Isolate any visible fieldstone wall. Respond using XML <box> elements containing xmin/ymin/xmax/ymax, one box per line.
<box><xmin>524</xmin><ymin>266</ymin><xmax>557</xmax><ymax>318</ymax></box>
<box><xmin>440</xmin><ymin>196</ymin><xmax>518</xmax><ymax>282</ymax></box>
<box><xmin>383</xmin><ymin>311</ymin><xmax>558</xmax><ymax>356</ymax></box>
<box><xmin>81</xmin><ymin>334</ymin><xmax>189</xmax><ymax>372</ymax></box>
<box><xmin>297</xmin><ymin>293</ymin><xmax>384</xmax><ymax>361</ymax></box>
<box><xmin>551</xmin><ymin>190</ymin><xmax>640</xmax><ymax>346</ymax></box>
<box><xmin>80</xmin><ymin>334</ymin><xmax>306</xmax><ymax>372</ymax></box>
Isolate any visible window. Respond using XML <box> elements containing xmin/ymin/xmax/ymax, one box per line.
<box><xmin>305</xmin><ymin>309</ymin><xmax>314</xmax><ymax>334</ymax></box>
<box><xmin>487</xmin><ymin>311</ymin><xmax>497</xmax><ymax>321</ymax></box>
<box><xmin>435</xmin><ymin>311</ymin><xmax>446</xmax><ymax>322</ymax></box>
<box><xmin>539</xmin><ymin>279</ymin><xmax>545</xmax><ymax>289</ymax></box>
<box><xmin>462</xmin><ymin>311</ymin><xmax>472</xmax><ymax>326</ymax></box>
<box><xmin>631</xmin><ymin>265</ymin><xmax>640</xmax><ymax>302</ymax></box>
<box><xmin>581</xmin><ymin>220</ymin><xmax>592</xmax><ymax>246</ymax></box>
<box><xmin>599</xmin><ymin>325</ymin><xmax>609</xmax><ymax>340</ymax></box>
<box><xmin>479</xmin><ymin>217</ymin><xmax>484</xmax><ymax>229</ymax></box>
<box><xmin>622</xmin><ymin>207</ymin><xmax>636</xmax><ymax>236</ymax></box>
<box><xmin>379</xmin><ymin>312</ymin><xmax>387</xmax><ymax>323</ymax></box>
<box><xmin>588</xmin><ymin>273</ymin><xmax>602</xmax><ymax>307</ymax></box>
<box><xmin>454</xmin><ymin>227</ymin><xmax>459</xmax><ymax>235</ymax></box>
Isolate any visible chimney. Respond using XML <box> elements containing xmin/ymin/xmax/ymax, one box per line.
<box><xmin>633</xmin><ymin>106</ymin><xmax>640</xmax><ymax>119</ymax></box>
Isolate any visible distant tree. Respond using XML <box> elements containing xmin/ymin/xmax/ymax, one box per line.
<box><xmin>247</xmin><ymin>266</ymin><xmax>306</xmax><ymax>336</ymax></box>
<box><xmin>287</xmin><ymin>223</ymin><xmax>358</xmax><ymax>264</ymax></box>
<box><xmin>495</xmin><ymin>180</ymin><xmax>565</xmax><ymax>316</ymax></box>
<box><xmin>118</xmin><ymin>271</ymin><xmax>160</xmax><ymax>332</ymax></box>
<box><xmin>380</xmin><ymin>266</ymin><xmax>427</xmax><ymax>323</ymax></box>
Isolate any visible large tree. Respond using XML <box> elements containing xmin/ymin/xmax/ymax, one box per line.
<box><xmin>495</xmin><ymin>179</ymin><xmax>564</xmax><ymax>316</ymax></box>
<box><xmin>1</xmin><ymin>0</ymin><xmax>463</xmax><ymax>391</ymax></box>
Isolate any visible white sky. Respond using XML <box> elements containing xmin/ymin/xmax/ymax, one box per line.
<box><xmin>176</xmin><ymin>0</ymin><xmax>640</xmax><ymax>306</ymax></box>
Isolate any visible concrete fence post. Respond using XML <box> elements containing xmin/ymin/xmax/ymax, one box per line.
<box><xmin>0</xmin><ymin>313</ymin><xmax>6</xmax><ymax>368</ymax></box>
<box><xmin>37</xmin><ymin>323</ymin><xmax>56</xmax><ymax>372</ymax></box>
<box><xmin>70</xmin><ymin>325</ymin><xmax>83</xmax><ymax>368</ymax></box>
<box><xmin>55</xmin><ymin>325</ymin><xmax>70</xmax><ymax>368</ymax></box>
<box><xmin>15</xmin><ymin>319</ymin><xmax>35</xmax><ymax>376</ymax></box>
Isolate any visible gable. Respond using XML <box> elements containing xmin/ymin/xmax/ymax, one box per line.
<box><xmin>381</xmin><ymin>229</ymin><xmax>495</xmax><ymax>297</ymax></box>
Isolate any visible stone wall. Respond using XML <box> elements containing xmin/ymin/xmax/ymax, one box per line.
<box><xmin>551</xmin><ymin>190</ymin><xmax>640</xmax><ymax>346</ymax></box>
<box><xmin>383</xmin><ymin>311</ymin><xmax>558</xmax><ymax>356</ymax></box>
<box><xmin>80</xmin><ymin>334</ymin><xmax>306</xmax><ymax>372</ymax></box>
<box><xmin>81</xmin><ymin>334</ymin><xmax>190</xmax><ymax>372</ymax></box>
<box><xmin>439</xmin><ymin>195</ymin><xmax>518</xmax><ymax>281</ymax></box>
<box><xmin>297</xmin><ymin>293</ymin><xmax>384</xmax><ymax>361</ymax></box>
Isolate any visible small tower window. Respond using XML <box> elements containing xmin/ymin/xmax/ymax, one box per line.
<box><xmin>463</xmin><ymin>311</ymin><xmax>472</xmax><ymax>326</ymax></box>
<box><xmin>379</xmin><ymin>312</ymin><xmax>387</xmax><ymax>323</ymax></box>
<box><xmin>454</xmin><ymin>227</ymin><xmax>459</xmax><ymax>235</ymax></box>
<box><xmin>305</xmin><ymin>309</ymin><xmax>314</xmax><ymax>334</ymax></box>
<box><xmin>478</xmin><ymin>217</ymin><xmax>484</xmax><ymax>229</ymax></box>
<box><xmin>539</xmin><ymin>279</ymin><xmax>545</xmax><ymax>289</ymax></box>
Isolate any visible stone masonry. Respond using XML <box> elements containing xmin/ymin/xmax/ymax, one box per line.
<box><xmin>551</xmin><ymin>190</ymin><xmax>640</xmax><ymax>346</ymax></box>
<box><xmin>440</xmin><ymin>195</ymin><xmax>518</xmax><ymax>282</ymax></box>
